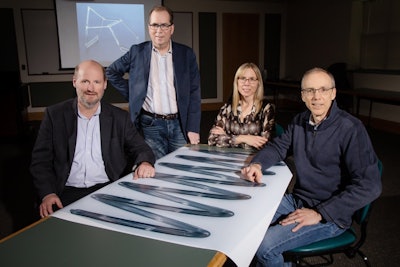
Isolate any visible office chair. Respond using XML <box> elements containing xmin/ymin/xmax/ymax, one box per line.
<box><xmin>275</xmin><ymin>123</ymin><xmax>284</xmax><ymax>137</ymax></box>
<box><xmin>283</xmin><ymin>160</ymin><xmax>383</xmax><ymax>267</ymax></box>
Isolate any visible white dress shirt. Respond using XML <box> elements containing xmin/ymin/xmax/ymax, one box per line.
<box><xmin>66</xmin><ymin>105</ymin><xmax>109</xmax><ymax>188</ymax></box>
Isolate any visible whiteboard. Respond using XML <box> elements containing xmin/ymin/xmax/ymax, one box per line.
<box><xmin>21</xmin><ymin>9</ymin><xmax>70</xmax><ymax>75</ymax></box>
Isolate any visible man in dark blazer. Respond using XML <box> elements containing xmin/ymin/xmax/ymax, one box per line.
<box><xmin>106</xmin><ymin>5</ymin><xmax>201</xmax><ymax>160</ymax></box>
<box><xmin>30</xmin><ymin>60</ymin><xmax>155</xmax><ymax>218</ymax></box>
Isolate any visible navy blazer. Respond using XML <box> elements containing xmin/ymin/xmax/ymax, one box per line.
<box><xmin>30</xmin><ymin>98</ymin><xmax>155</xmax><ymax>200</ymax></box>
<box><xmin>106</xmin><ymin>41</ymin><xmax>201</xmax><ymax>139</ymax></box>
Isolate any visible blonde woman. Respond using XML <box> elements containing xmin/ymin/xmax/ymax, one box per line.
<box><xmin>208</xmin><ymin>63</ymin><xmax>275</xmax><ymax>149</ymax></box>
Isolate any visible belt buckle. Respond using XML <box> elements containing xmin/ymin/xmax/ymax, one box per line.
<box><xmin>162</xmin><ymin>113</ymin><xmax>176</xmax><ymax>120</ymax></box>
<box><xmin>146</xmin><ymin>111</ymin><xmax>177</xmax><ymax>120</ymax></box>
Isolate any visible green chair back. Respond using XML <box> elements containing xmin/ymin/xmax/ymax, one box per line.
<box><xmin>284</xmin><ymin>159</ymin><xmax>383</xmax><ymax>267</ymax></box>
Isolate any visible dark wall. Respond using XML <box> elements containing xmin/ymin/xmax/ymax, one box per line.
<box><xmin>285</xmin><ymin>0</ymin><xmax>353</xmax><ymax>80</ymax></box>
<box><xmin>29</xmin><ymin>82</ymin><xmax>127</xmax><ymax>108</ymax></box>
<box><xmin>0</xmin><ymin>8</ymin><xmax>27</xmax><ymax>136</ymax></box>
<box><xmin>0</xmin><ymin>8</ymin><xmax>19</xmax><ymax>72</ymax></box>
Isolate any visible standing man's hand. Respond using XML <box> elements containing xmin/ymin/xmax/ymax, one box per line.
<box><xmin>133</xmin><ymin>162</ymin><xmax>155</xmax><ymax>179</ymax></box>
<box><xmin>188</xmin><ymin>131</ymin><xmax>200</xmax><ymax>144</ymax></box>
<box><xmin>40</xmin><ymin>193</ymin><xmax>63</xmax><ymax>218</ymax></box>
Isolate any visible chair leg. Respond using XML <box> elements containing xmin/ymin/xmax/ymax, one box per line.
<box><xmin>356</xmin><ymin>250</ymin><xmax>371</xmax><ymax>267</ymax></box>
<box><xmin>290</xmin><ymin>255</ymin><xmax>334</xmax><ymax>267</ymax></box>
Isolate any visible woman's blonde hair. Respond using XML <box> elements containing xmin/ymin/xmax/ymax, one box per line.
<box><xmin>232</xmin><ymin>62</ymin><xmax>264</xmax><ymax>116</ymax></box>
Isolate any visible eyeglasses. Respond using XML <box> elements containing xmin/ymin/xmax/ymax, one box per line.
<box><xmin>148</xmin><ymin>23</ymin><xmax>173</xmax><ymax>31</ymax></box>
<box><xmin>301</xmin><ymin>87</ymin><xmax>334</xmax><ymax>96</ymax></box>
<box><xmin>238</xmin><ymin>77</ymin><xmax>258</xmax><ymax>84</ymax></box>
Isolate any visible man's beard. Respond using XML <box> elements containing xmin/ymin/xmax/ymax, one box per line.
<box><xmin>80</xmin><ymin>95</ymin><xmax>100</xmax><ymax>109</ymax></box>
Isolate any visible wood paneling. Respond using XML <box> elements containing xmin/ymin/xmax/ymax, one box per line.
<box><xmin>222</xmin><ymin>13</ymin><xmax>259</xmax><ymax>102</ymax></box>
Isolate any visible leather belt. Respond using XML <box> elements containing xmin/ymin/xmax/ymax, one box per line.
<box><xmin>141</xmin><ymin>109</ymin><xmax>178</xmax><ymax>120</ymax></box>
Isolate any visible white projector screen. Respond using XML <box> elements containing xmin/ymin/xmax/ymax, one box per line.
<box><xmin>55</xmin><ymin>0</ymin><xmax>162</xmax><ymax>69</ymax></box>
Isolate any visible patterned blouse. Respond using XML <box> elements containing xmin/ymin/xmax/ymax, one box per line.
<box><xmin>208</xmin><ymin>101</ymin><xmax>275</xmax><ymax>149</ymax></box>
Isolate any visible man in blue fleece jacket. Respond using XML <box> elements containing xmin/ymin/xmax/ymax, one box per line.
<box><xmin>241</xmin><ymin>67</ymin><xmax>382</xmax><ymax>267</ymax></box>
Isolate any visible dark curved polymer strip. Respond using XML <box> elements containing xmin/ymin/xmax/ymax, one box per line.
<box><xmin>119</xmin><ymin>181</ymin><xmax>252</xmax><ymax>200</ymax></box>
<box><xmin>92</xmin><ymin>193</ymin><xmax>234</xmax><ymax>217</ymax></box>
<box><xmin>158</xmin><ymin>162</ymin><xmax>266</xmax><ymax>186</ymax></box>
<box><xmin>155</xmin><ymin>172</ymin><xmax>262</xmax><ymax>187</ymax></box>
<box><xmin>188</xmin><ymin>146</ymin><xmax>254</xmax><ymax>158</ymax></box>
<box><xmin>174</xmin><ymin>155</ymin><xmax>281</xmax><ymax>175</ymax></box>
<box><xmin>70</xmin><ymin>209</ymin><xmax>210</xmax><ymax>238</ymax></box>
<box><xmin>176</xmin><ymin>155</ymin><xmax>248</xmax><ymax>168</ymax></box>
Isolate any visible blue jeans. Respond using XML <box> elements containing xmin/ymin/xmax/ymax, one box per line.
<box><xmin>140</xmin><ymin>114</ymin><xmax>187</xmax><ymax>160</ymax></box>
<box><xmin>255</xmin><ymin>194</ymin><xmax>346</xmax><ymax>267</ymax></box>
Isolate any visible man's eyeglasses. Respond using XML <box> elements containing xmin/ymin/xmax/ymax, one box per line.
<box><xmin>301</xmin><ymin>87</ymin><xmax>334</xmax><ymax>96</ymax></box>
<box><xmin>149</xmin><ymin>23</ymin><xmax>173</xmax><ymax>31</ymax></box>
<box><xmin>238</xmin><ymin>77</ymin><xmax>258</xmax><ymax>84</ymax></box>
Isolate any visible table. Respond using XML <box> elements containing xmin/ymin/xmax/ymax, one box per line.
<box><xmin>265</xmin><ymin>80</ymin><xmax>301</xmax><ymax>108</ymax></box>
<box><xmin>337</xmin><ymin>88</ymin><xmax>400</xmax><ymax>125</ymax></box>
<box><xmin>0</xmin><ymin>217</ymin><xmax>222</xmax><ymax>267</ymax></box>
<box><xmin>0</xmin><ymin>145</ymin><xmax>292</xmax><ymax>267</ymax></box>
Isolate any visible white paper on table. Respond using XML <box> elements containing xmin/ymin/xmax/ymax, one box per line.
<box><xmin>52</xmin><ymin>146</ymin><xmax>292</xmax><ymax>267</ymax></box>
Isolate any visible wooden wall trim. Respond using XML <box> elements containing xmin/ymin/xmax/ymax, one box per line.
<box><xmin>359</xmin><ymin>115</ymin><xmax>400</xmax><ymax>135</ymax></box>
<box><xmin>27</xmin><ymin>109</ymin><xmax>400</xmax><ymax>135</ymax></box>
<box><xmin>202</xmin><ymin>102</ymin><xmax>223</xmax><ymax>111</ymax></box>
<box><xmin>27</xmin><ymin>112</ymin><xmax>44</xmax><ymax>121</ymax></box>
<box><xmin>27</xmin><ymin>103</ymin><xmax>224</xmax><ymax>122</ymax></box>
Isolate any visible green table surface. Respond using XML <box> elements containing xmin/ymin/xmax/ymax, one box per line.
<box><xmin>0</xmin><ymin>217</ymin><xmax>220</xmax><ymax>267</ymax></box>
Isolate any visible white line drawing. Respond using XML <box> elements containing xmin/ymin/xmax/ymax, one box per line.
<box><xmin>84</xmin><ymin>6</ymin><xmax>140</xmax><ymax>53</ymax></box>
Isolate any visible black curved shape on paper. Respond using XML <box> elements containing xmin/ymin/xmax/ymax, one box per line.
<box><xmin>175</xmin><ymin>155</ymin><xmax>280</xmax><ymax>176</ymax></box>
<box><xmin>154</xmin><ymin>172</ymin><xmax>262</xmax><ymax>188</ymax></box>
<box><xmin>176</xmin><ymin>155</ymin><xmax>247</xmax><ymax>168</ymax></box>
<box><xmin>70</xmin><ymin>209</ymin><xmax>210</xmax><ymax>238</ymax></box>
<box><xmin>119</xmin><ymin>181</ymin><xmax>251</xmax><ymax>200</ymax></box>
<box><xmin>92</xmin><ymin>193</ymin><xmax>234</xmax><ymax>217</ymax></box>
<box><xmin>158</xmin><ymin>162</ymin><xmax>266</xmax><ymax>187</ymax></box>
<box><xmin>188</xmin><ymin>146</ymin><xmax>254</xmax><ymax>158</ymax></box>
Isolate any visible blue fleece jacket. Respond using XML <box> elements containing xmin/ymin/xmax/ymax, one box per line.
<box><xmin>252</xmin><ymin>101</ymin><xmax>382</xmax><ymax>228</ymax></box>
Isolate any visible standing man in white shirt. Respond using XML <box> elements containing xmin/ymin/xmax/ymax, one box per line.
<box><xmin>106</xmin><ymin>5</ymin><xmax>201</xmax><ymax>159</ymax></box>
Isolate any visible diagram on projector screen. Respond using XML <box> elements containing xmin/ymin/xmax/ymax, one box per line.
<box><xmin>76</xmin><ymin>3</ymin><xmax>145</xmax><ymax>66</ymax></box>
